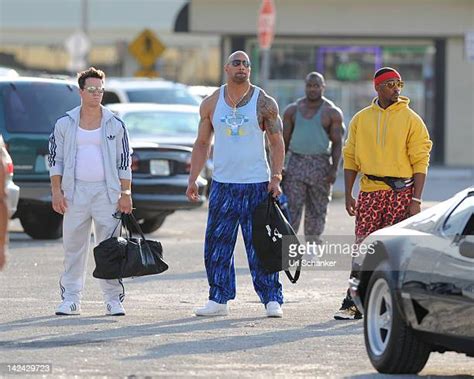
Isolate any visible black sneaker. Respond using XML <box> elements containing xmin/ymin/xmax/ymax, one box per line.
<box><xmin>334</xmin><ymin>297</ymin><xmax>362</xmax><ymax>320</ymax></box>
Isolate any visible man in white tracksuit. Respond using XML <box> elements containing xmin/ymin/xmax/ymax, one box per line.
<box><xmin>48</xmin><ymin>67</ymin><xmax>133</xmax><ymax>316</ymax></box>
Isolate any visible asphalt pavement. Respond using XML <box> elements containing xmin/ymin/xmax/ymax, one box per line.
<box><xmin>1</xmin><ymin>166</ymin><xmax>473</xmax><ymax>377</ymax></box>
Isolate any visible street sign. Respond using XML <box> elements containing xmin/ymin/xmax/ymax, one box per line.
<box><xmin>134</xmin><ymin>69</ymin><xmax>160</xmax><ymax>78</ymax></box>
<box><xmin>65</xmin><ymin>31</ymin><xmax>90</xmax><ymax>57</ymax></box>
<box><xmin>128</xmin><ymin>29</ymin><xmax>166</xmax><ymax>69</ymax></box>
<box><xmin>64</xmin><ymin>31</ymin><xmax>90</xmax><ymax>72</ymax></box>
<box><xmin>258</xmin><ymin>0</ymin><xmax>276</xmax><ymax>50</ymax></box>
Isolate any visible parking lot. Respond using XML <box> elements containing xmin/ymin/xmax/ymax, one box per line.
<box><xmin>1</xmin><ymin>190</ymin><xmax>473</xmax><ymax>377</ymax></box>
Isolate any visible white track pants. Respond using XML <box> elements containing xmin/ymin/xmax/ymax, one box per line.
<box><xmin>59</xmin><ymin>180</ymin><xmax>124</xmax><ymax>304</ymax></box>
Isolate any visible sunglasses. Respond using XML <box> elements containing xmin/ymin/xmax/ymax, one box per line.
<box><xmin>84</xmin><ymin>86</ymin><xmax>105</xmax><ymax>94</ymax></box>
<box><xmin>230</xmin><ymin>59</ymin><xmax>251</xmax><ymax>68</ymax></box>
<box><xmin>382</xmin><ymin>80</ymin><xmax>404</xmax><ymax>89</ymax></box>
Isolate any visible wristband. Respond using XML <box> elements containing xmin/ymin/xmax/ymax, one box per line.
<box><xmin>121</xmin><ymin>189</ymin><xmax>132</xmax><ymax>196</ymax></box>
<box><xmin>411</xmin><ymin>197</ymin><xmax>422</xmax><ymax>204</ymax></box>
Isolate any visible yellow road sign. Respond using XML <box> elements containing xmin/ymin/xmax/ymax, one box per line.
<box><xmin>134</xmin><ymin>69</ymin><xmax>160</xmax><ymax>78</ymax></box>
<box><xmin>128</xmin><ymin>29</ymin><xmax>166</xmax><ymax>69</ymax></box>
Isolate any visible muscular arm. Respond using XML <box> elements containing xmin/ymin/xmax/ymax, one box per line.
<box><xmin>186</xmin><ymin>95</ymin><xmax>215</xmax><ymax>201</ymax></box>
<box><xmin>327</xmin><ymin>107</ymin><xmax>345</xmax><ymax>183</ymax></box>
<box><xmin>282</xmin><ymin>104</ymin><xmax>296</xmax><ymax>153</ymax></box>
<box><xmin>258</xmin><ymin>92</ymin><xmax>284</xmax><ymax>196</ymax></box>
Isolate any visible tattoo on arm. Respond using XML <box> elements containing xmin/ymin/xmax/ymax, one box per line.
<box><xmin>258</xmin><ymin>92</ymin><xmax>282</xmax><ymax>134</ymax></box>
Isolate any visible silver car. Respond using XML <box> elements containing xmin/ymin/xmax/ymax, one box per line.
<box><xmin>0</xmin><ymin>138</ymin><xmax>20</xmax><ymax>217</ymax></box>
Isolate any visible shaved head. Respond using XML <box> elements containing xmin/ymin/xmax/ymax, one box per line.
<box><xmin>305</xmin><ymin>72</ymin><xmax>325</xmax><ymax>85</ymax></box>
<box><xmin>227</xmin><ymin>50</ymin><xmax>250</xmax><ymax>64</ymax></box>
<box><xmin>224</xmin><ymin>50</ymin><xmax>251</xmax><ymax>84</ymax></box>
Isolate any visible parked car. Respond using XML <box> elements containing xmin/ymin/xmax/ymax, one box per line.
<box><xmin>349</xmin><ymin>187</ymin><xmax>474</xmax><ymax>374</ymax></box>
<box><xmin>106</xmin><ymin>103</ymin><xmax>213</xmax><ymax>185</ymax></box>
<box><xmin>0</xmin><ymin>77</ymin><xmax>80</xmax><ymax>239</ymax></box>
<box><xmin>0</xmin><ymin>140</ymin><xmax>20</xmax><ymax>217</ymax></box>
<box><xmin>0</xmin><ymin>77</ymin><xmax>205</xmax><ymax>239</ymax></box>
<box><xmin>102</xmin><ymin>78</ymin><xmax>201</xmax><ymax>106</ymax></box>
<box><xmin>125</xmin><ymin>142</ymin><xmax>206</xmax><ymax>233</ymax></box>
<box><xmin>188</xmin><ymin>85</ymin><xmax>218</xmax><ymax>100</ymax></box>
<box><xmin>0</xmin><ymin>67</ymin><xmax>20</xmax><ymax>77</ymax></box>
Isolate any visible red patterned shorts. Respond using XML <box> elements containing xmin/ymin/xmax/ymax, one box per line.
<box><xmin>355</xmin><ymin>187</ymin><xmax>413</xmax><ymax>243</ymax></box>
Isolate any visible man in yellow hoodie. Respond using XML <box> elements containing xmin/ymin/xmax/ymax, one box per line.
<box><xmin>334</xmin><ymin>67</ymin><xmax>432</xmax><ymax>320</ymax></box>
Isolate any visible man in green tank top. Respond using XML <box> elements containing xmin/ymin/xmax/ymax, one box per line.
<box><xmin>282</xmin><ymin>72</ymin><xmax>345</xmax><ymax>243</ymax></box>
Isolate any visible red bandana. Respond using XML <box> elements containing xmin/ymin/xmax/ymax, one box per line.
<box><xmin>373</xmin><ymin>71</ymin><xmax>401</xmax><ymax>86</ymax></box>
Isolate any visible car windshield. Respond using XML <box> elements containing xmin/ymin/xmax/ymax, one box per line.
<box><xmin>122</xmin><ymin>111</ymin><xmax>199</xmax><ymax>138</ymax></box>
<box><xmin>126</xmin><ymin>88</ymin><xmax>200</xmax><ymax>106</ymax></box>
<box><xmin>0</xmin><ymin>82</ymin><xmax>80</xmax><ymax>133</ymax></box>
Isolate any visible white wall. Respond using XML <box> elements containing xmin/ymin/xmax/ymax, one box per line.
<box><xmin>0</xmin><ymin>0</ymin><xmax>187</xmax><ymax>44</ymax></box>
<box><xmin>445</xmin><ymin>37</ymin><xmax>474</xmax><ymax>166</ymax></box>
<box><xmin>190</xmin><ymin>0</ymin><xmax>473</xmax><ymax>37</ymax></box>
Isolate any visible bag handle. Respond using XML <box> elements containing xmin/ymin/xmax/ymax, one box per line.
<box><xmin>122</xmin><ymin>212</ymin><xmax>149</xmax><ymax>242</ymax></box>
<box><xmin>268</xmin><ymin>194</ymin><xmax>302</xmax><ymax>284</ymax></box>
<box><xmin>109</xmin><ymin>218</ymin><xmax>123</xmax><ymax>239</ymax></box>
<box><xmin>284</xmin><ymin>266</ymin><xmax>301</xmax><ymax>283</ymax></box>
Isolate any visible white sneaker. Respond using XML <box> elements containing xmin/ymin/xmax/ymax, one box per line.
<box><xmin>106</xmin><ymin>301</ymin><xmax>125</xmax><ymax>316</ymax></box>
<box><xmin>55</xmin><ymin>300</ymin><xmax>81</xmax><ymax>316</ymax></box>
<box><xmin>194</xmin><ymin>300</ymin><xmax>228</xmax><ymax>317</ymax></box>
<box><xmin>266</xmin><ymin>301</ymin><xmax>283</xmax><ymax>318</ymax></box>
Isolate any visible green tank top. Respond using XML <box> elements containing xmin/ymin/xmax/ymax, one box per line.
<box><xmin>289</xmin><ymin>103</ymin><xmax>331</xmax><ymax>155</ymax></box>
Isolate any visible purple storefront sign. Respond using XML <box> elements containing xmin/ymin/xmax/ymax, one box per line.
<box><xmin>316</xmin><ymin>46</ymin><xmax>383</xmax><ymax>74</ymax></box>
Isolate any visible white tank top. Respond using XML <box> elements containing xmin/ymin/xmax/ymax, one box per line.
<box><xmin>75</xmin><ymin>126</ymin><xmax>105</xmax><ymax>182</ymax></box>
<box><xmin>211</xmin><ymin>85</ymin><xmax>270</xmax><ymax>183</ymax></box>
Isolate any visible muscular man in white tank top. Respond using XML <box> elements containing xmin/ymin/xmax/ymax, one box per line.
<box><xmin>186</xmin><ymin>50</ymin><xmax>286</xmax><ymax>318</ymax></box>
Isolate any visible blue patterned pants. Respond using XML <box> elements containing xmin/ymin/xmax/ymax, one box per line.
<box><xmin>204</xmin><ymin>181</ymin><xmax>284</xmax><ymax>305</ymax></box>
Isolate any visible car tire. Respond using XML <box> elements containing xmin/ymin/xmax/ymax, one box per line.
<box><xmin>139</xmin><ymin>214</ymin><xmax>168</xmax><ymax>234</ymax></box>
<box><xmin>364</xmin><ymin>261</ymin><xmax>431</xmax><ymax>374</ymax></box>
<box><xmin>20</xmin><ymin>207</ymin><xmax>63</xmax><ymax>240</ymax></box>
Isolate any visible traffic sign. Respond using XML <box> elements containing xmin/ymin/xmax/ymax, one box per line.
<box><xmin>129</xmin><ymin>29</ymin><xmax>166</xmax><ymax>69</ymax></box>
<box><xmin>134</xmin><ymin>69</ymin><xmax>160</xmax><ymax>78</ymax></box>
<box><xmin>258</xmin><ymin>0</ymin><xmax>276</xmax><ymax>50</ymax></box>
<box><xmin>65</xmin><ymin>31</ymin><xmax>90</xmax><ymax>57</ymax></box>
<box><xmin>64</xmin><ymin>31</ymin><xmax>90</xmax><ymax>72</ymax></box>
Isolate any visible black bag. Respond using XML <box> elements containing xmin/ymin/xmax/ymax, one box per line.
<box><xmin>252</xmin><ymin>194</ymin><xmax>302</xmax><ymax>283</ymax></box>
<box><xmin>365</xmin><ymin>174</ymin><xmax>413</xmax><ymax>191</ymax></box>
<box><xmin>93</xmin><ymin>213</ymin><xmax>168</xmax><ymax>279</ymax></box>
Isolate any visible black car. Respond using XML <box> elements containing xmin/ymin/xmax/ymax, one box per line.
<box><xmin>0</xmin><ymin>77</ymin><xmax>205</xmax><ymax>239</ymax></box>
<box><xmin>129</xmin><ymin>142</ymin><xmax>206</xmax><ymax>233</ymax></box>
<box><xmin>349</xmin><ymin>187</ymin><xmax>474</xmax><ymax>374</ymax></box>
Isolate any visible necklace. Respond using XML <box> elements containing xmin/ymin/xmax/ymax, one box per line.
<box><xmin>227</xmin><ymin>84</ymin><xmax>251</xmax><ymax>115</ymax></box>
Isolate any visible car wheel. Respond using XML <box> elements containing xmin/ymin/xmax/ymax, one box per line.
<box><xmin>20</xmin><ymin>207</ymin><xmax>63</xmax><ymax>240</ymax></box>
<box><xmin>364</xmin><ymin>261</ymin><xmax>431</xmax><ymax>374</ymax></box>
<box><xmin>139</xmin><ymin>214</ymin><xmax>168</xmax><ymax>234</ymax></box>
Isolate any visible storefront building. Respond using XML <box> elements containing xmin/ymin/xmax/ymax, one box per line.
<box><xmin>0</xmin><ymin>0</ymin><xmax>472</xmax><ymax>166</ymax></box>
<box><xmin>189</xmin><ymin>0</ymin><xmax>473</xmax><ymax>166</ymax></box>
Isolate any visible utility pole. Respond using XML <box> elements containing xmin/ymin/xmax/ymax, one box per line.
<box><xmin>257</xmin><ymin>0</ymin><xmax>276</xmax><ymax>90</ymax></box>
<box><xmin>81</xmin><ymin>0</ymin><xmax>89</xmax><ymax>67</ymax></box>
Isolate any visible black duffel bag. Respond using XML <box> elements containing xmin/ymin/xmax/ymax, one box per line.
<box><xmin>93</xmin><ymin>213</ymin><xmax>168</xmax><ymax>279</ymax></box>
<box><xmin>252</xmin><ymin>194</ymin><xmax>302</xmax><ymax>283</ymax></box>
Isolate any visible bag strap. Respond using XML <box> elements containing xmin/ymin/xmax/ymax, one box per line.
<box><xmin>269</xmin><ymin>194</ymin><xmax>302</xmax><ymax>284</ymax></box>
<box><xmin>284</xmin><ymin>246</ymin><xmax>302</xmax><ymax>283</ymax></box>
<box><xmin>109</xmin><ymin>218</ymin><xmax>123</xmax><ymax>239</ymax></box>
<box><xmin>123</xmin><ymin>213</ymin><xmax>148</xmax><ymax>241</ymax></box>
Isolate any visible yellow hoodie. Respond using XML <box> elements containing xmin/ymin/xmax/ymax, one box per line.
<box><xmin>343</xmin><ymin>96</ymin><xmax>432</xmax><ymax>192</ymax></box>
